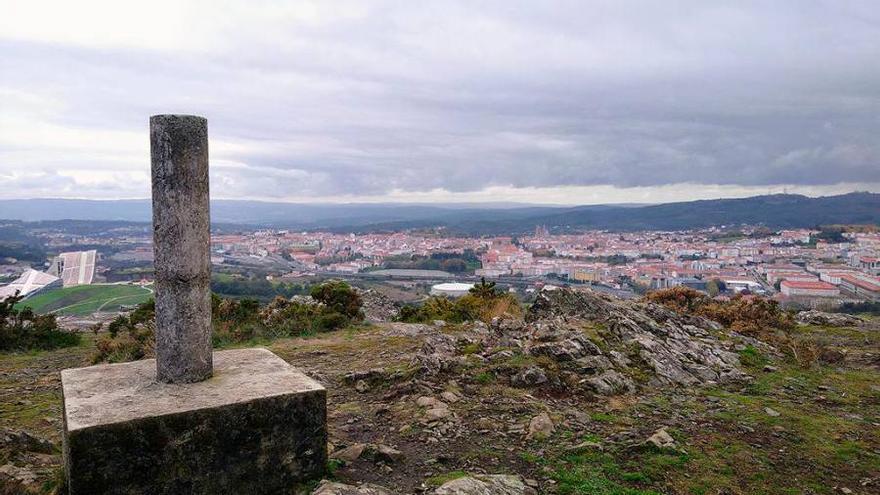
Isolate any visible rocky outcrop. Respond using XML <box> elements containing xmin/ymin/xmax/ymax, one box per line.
<box><xmin>413</xmin><ymin>287</ymin><xmax>747</xmax><ymax>395</ymax></box>
<box><xmin>796</xmin><ymin>310</ymin><xmax>864</xmax><ymax>327</ymax></box>
<box><xmin>311</xmin><ymin>475</ymin><xmax>536</xmax><ymax>495</ymax></box>
<box><xmin>313</xmin><ymin>480</ymin><xmax>396</xmax><ymax>495</ymax></box>
<box><xmin>434</xmin><ymin>474</ymin><xmax>537</xmax><ymax>495</ymax></box>
<box><xmin>0</xmin><ymin>428</ymin><xmax>54</xmax><ymax>455</ymax></box>
<box><xmin>356</xmin><ymin>288</ymin><xmax>400</xmax><ymax>322</ymax></box>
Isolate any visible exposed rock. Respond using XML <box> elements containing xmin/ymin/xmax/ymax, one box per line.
<box><xmin>414</xmin><ymin>332</ymin><xmax>460</xmax><ymax>375</ymax></box>
<box><xmin>584</xmin><ymin>370</ymin><xmax>636</xmax><ymax>395</ymax></box>
<box><xmin>413</xmin><ymin>287</ymin><xmax>748</xmax><ymax>395</ymax></box>
<box><xmin>440</xmin><ymin>391</ymin><xmax>460</xmax><ymax>403</ymax></box>
<box><xmin>574</xmin><ymin>355</ymin><xmax>613</xmax><ymax>374</ymax></box>
<box><xmin>330</xmin><ymin>443</ymin><xmax>405</xmax><ymax>464</ymax></box>
<box><xmin>0</xmin><ymin>463</ymin><xmax>39</xmax><ymax>489</ymax></box>
<box><xmin>425</xmin><ymin>407</ymin><xmax>452</xmax><ymax>422</ymax></box>
<box><xmin>434</xmin><ymin>474</ymin><xmax>537</xmax><ymax>495</ymax></box>
<box><xmin>331</xmin><ymin>443</ymin><xmax>367</xmax><ymax>463</ymax></box>
<box><xmin>529</xmin><ymin>334</ymin><xmax>601</xmax><ymax>362</ymax></box>
<box><xmin>0</xmin><ymin>428</ymin><xmax>55</xmax><ymax>454</ymax></box>
<box><xmin>526</xmin><ymin>412</ymin><xmax>554</xmax><ymax>440</ymax></box>
<box><xmin>764</xmin><ymin>407</ymin><xmax>781</xmax><ymax>417</ymax></box>
<box><xmin>364</xmin><ymin>444</ymin><xmax>405</xmax><ymax>464</ymax></box>
<box><xmin>417</xmin><ymin>396</ymin><xmax>448</xmax><ymax>409</ymax></box>
<box><xmin>645</xmin><ymin>428</ymin><xmax>676</xmax><ymax>449</ymax></box>
<box><xmin>527</xmin><ymin>288</ymin><xmax>745</xmax><ymax>389</ymax></box>
<box><xmin>344</xmin><ymin>368</ymin><xmax>387</xmax><ymax>384</ymax></box>
<box><xmin>313</xmin><ymin>480</ymin><xmax>397</xmax><ymax>495</ymax></box>
<box><xmin>511</xmin><ymin>367</ymin><xmax>548</xmax><ymax>388</ymax></box>
<box><xmin>356</xmin><ymin>288</ymin><xmax>401</xmax><ymax>323</ymax></box>
<box><xmin>796</xmin><ymin>310</ymin><xmax>864</xmax><ymax>327</ymax></box>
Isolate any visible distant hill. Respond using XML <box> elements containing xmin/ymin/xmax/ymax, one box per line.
<box><xmin>0</xmin><ymin>192</ymin><xmax>877</xmax><ymax>234</ymax></box>
<box><xmin>502</xmin><ymin>192</ymin><xmax>880</xmax><ymax>233</ymax></box>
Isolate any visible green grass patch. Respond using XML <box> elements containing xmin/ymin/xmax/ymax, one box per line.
<box><xmin>426</xmin><ymin>471</ymin><xmax>469</xmax><ymax>486</ymax></box>
<box><xmin>474</xmin><ymin>371</ymin><xmax>496</xmax><ymax>384</ymax></box>
<box><xmin>590</xmin><ymin>412</ymin><xmax>617</xmax><ymax>422</ymax></box>
<box><xmin>737</xmin><ymin>345</ymin><xmax>768</xmax><ymax>368</ymax></box>
<box><xmin>550</xmin><ymin>449</ymin><xmax>665</xmax><ymax>495</ymax></box>
<box><xmin>20</xmin><ymin>284</ymin><xmax>153</xmax><ymax>316</ymax></box>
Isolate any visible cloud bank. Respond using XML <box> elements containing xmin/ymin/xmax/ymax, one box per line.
<box><xmin>1</xmin><ymin>0</ymin><xmax>879</xmax><ymax>203</ymax></box>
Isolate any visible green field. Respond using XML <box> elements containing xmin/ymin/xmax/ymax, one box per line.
<box><xmin>20</xmin><ymin>284</ymin><xmax>153</xmax><ymax>316</ymax></box>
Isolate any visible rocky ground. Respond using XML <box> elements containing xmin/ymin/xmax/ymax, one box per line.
<box><xmin>1</xmin><ymin>288</ymin><xmax>879</xmax><ymax>494</ymax></box>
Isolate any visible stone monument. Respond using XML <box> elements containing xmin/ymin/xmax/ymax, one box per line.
<box><xmin>150</xmin><ymin>114</ymin><xmax>213</xmax><ymax>384</ymax></box>
<box><xmin>61</xmin><ymin>115</ymin><xmax>327</xmax><ymax>494</ymax></box>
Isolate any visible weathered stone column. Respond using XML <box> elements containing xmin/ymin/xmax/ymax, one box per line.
<box><xmin>150</xmin><ymin>114</ymin><xmax>212</xmax><ymax>383</ymax></box>
<box><xmin>61</xmin><ymin>115</ymin><xmax>326</xmax><ymax>494</ymax></box>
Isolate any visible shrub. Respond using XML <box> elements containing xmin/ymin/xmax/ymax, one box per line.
<box><xmin>0</xmin><ymin>293</ymin><xmax>81</xmax><ymax>352</ymax></box>
<box><xmin>93</xmin><ymin>282</ymin><xmax>363</xmax><ymax>363</ymax></box>
<box><xmin>398</xmin><ymin>291</ymin><xmax>522</xmax><ymax>324</ymax></box>
<box><xmin>834</xmin><ymin>301</ymin><xmax>880</xmax><ymax>316</ymax></box>
<box><xmin>646</xmin><ymin>288</ymin><xmax>793</xmax><ymax>336</ymax></box>
<box><xmin>310</xmin><ymin>280</ymin><xmax>363</xmax><ymax>320</ymax></box>
<box><xmin>645</xmin><ymin>286</ymin><xmax>708</xmax><ymax>313</ymax></box>
<box><xmin>469</xmin><ymin>277</ymin><xmax>499</xmax><ymax>299</ymax></box>
<box><xmin>93</xmin><ymin>321</ymin><xmax>155</xmax><ymax>363</ymax></box>
<box><xmin>645</xmin><ymin>288</ymin><xmax>820</xmax><ymax>367</ymax></box>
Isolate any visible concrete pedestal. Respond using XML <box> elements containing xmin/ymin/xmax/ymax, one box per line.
<box><xmin>61</xmin><ymin>348</ymin><xmax>327</xmax><ymax>494</ymax></box>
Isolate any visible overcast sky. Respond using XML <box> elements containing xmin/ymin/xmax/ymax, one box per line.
<box><xmin>1</xmin><ymin>1</ymin><xmax>879</xmax><ymax>205</ymax></box>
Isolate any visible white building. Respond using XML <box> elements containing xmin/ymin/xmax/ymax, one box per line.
<box><xmin>0</xmin><ymin>269</ymin><xmax>62</xmax><ymax>300</ymax></box>
<box><xmin>780</xmin><ymin>280</ymin><xmax>840</xmax><ymax>298</ymax></box>
<box><xmin>48</xmin><ymin>250</ymin><xmax>97</xmax><ymax>287</ymax></box>
<box><xmin>430</xmin><ymin>283</ymin><xmax>475</xmax><ymax>298</ymax></box>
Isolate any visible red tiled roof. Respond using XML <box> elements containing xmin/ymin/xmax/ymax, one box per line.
<box><xmin>840</xmin><ymin>274</ymin><xmax>880</xmax><ymax>292</ymax></box>
<box><xmin>780</xmin><ymin>280</ymin><xmax>837</xmax><ymax>290</ymax></box>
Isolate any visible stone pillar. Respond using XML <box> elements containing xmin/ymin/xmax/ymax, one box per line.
<box><xmin>61</xmin><ymin>115</ymin><xmax>327</xmax><ymax>494</ymax></box>
<box><xmin>150</xmin><ymin>114</ymin><xmax>213</xmax><ymax>383</ymax></box>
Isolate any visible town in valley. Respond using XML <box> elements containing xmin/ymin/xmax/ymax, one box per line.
<box><xmin>3</xmin><ymin>220</ymin><xmax>878</xmax><ymax>326</ymax></box>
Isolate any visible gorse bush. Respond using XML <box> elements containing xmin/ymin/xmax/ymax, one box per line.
<box><xmin>645</xmin><ymin>286</ymin><xmax>794</xmax><ymax>334</ymax></box>
<box><xmin>645</xmin><ymin>287</ymin><xmax>827</xmax><ymax>367</ymax></box>
<box><xmin>309</xmin><ymin>280</ymin><xmax>363</xmax><ymax>320</ymax></box>
<box><xmin>93</xmin><ymin>281</ymin><xmax>364</xmax><ymax>363</ymax></box>
<box><xmin>94</xmin><ymin>319</ymin><xmax>154</xmax><ymax>363</ymax></box>
<box><xmin>0</xmin><ymin>292</ymin><xmax>81</xmax><ymax>351</ymax></box>
<box><xmin>644</xmin><ymin>286</ymin><xmax>708</xmax><ymax>314</ymax></box>
<box><xmin>398</xmin><ymin>279</ymin><xmax>522</xmax><ymax>324</ymax></box>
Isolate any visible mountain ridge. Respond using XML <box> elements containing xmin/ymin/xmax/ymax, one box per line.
<box><xmin>0</xmin><ymin>192</ymin><xmax>876</xmax><ymax>234</ymax></box>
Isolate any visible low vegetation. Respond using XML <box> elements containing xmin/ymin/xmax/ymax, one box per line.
<box><xmin>645</xmin><ymin>287</ymin><xmax>838</xmax><ymax>368</ymax></box>
<box><xmin>398</xmin><ymin>278</ymin><xmax>522</xmax><ymax>324</ymax></box>
<box><xmin>93</xmin><ymin>280</ymin><xmax>364</xmax><ymax>363</ymax></box>
<box><xmin>0</xmin><ymin>293</ymin><xmax>81</xmax><ymax>351</ymax></box>
<box><xmin>834</xmin><ymin>300</ymin><xmax>880</xmax><ymax>316</ymax></box>
<box><xmin>646</xmin><ymin>286</ymin><xmax>794</xmax><ymax>334</ymax></box>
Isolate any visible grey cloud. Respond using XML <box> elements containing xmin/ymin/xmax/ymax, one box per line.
<box><xmin>1</xmin><ymin>1</ymin><xmax>879</xmax><ymax>200</ymax></box>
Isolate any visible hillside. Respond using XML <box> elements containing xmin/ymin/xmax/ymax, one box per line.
<box><xmin>19</xmin><ymin>284</ymin><xmax>153</xmax><ymax>316</ymax></box>
<box><xmin>1</xmin><ymin>287</ymin><xmax>877</xmax><ymax>494</ymax></box>
<box><xmin>0</xmin><ymin>192</ymin><xmax>877</xmax><ymax>234</ymax></box>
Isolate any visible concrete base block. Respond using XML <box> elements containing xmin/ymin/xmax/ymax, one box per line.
<box><xmin>61</xmin><ymin>348</ymin><xmax>327</xmax><ymax>494</ymax></box>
